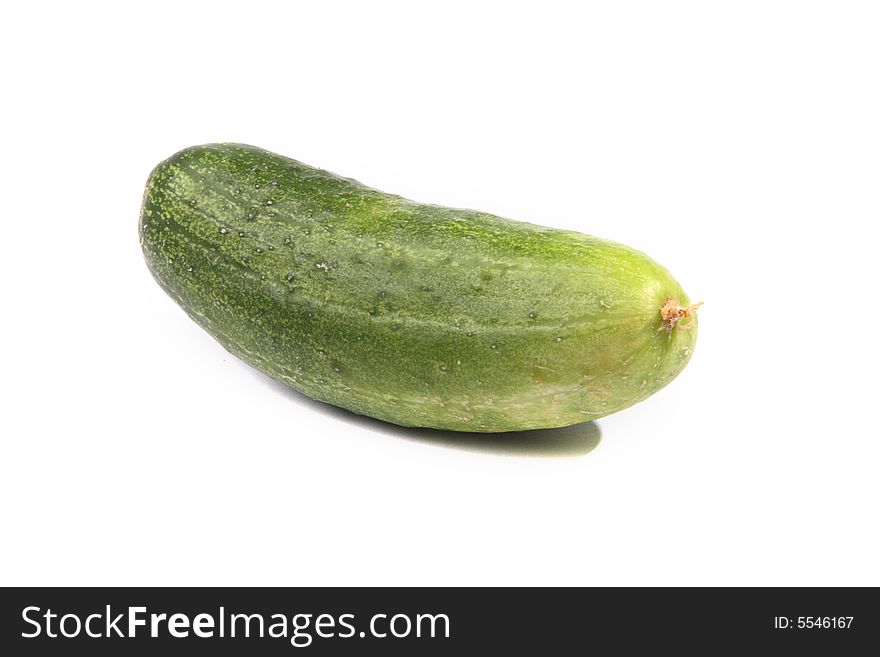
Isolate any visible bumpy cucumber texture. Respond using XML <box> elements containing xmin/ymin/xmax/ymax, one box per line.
<box><xmin>140</xmin><ymin>144</ymin><xmax>699</xmax><ymax>432</ymax></box>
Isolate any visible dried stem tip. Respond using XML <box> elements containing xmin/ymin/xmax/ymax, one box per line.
<box><xmin>660</xmin><ymin>297</ymin><xmax>703</xmax><ymax>332</ymax></box>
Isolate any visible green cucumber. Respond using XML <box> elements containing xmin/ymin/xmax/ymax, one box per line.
<box><xmin>139</xmin><ymin>144</ymin><xmax>699</xmax><ymax>432</ymax></box>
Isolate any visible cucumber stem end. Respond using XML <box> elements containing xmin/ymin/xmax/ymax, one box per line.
<box><xmin>659</xmin><ymin>297</ymin><xmax>702</xmax><ymax>332</ymax></box>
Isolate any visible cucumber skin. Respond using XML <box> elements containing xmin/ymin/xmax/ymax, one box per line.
<box><xmin>139</xmin><ymin>144</ymin><xmax>697</xmax><ymax>432</ymax></box>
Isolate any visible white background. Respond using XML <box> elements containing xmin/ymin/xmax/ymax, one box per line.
<box><xmin>2</xmin><ymin>1</ymin><xmax>878</xmax><ymax>586</ymax></box>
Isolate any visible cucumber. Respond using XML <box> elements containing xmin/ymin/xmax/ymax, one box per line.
<box><xmin>139</xmin><ymin>144</ymin><xmax>699</xmax><ymax>432</ymax></box>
